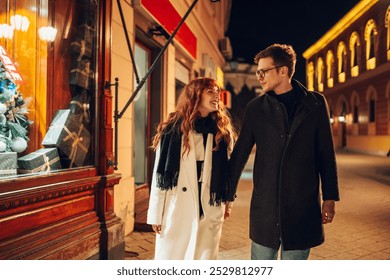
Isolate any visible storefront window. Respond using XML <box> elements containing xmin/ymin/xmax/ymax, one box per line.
<box><xmin>0</xmin><ymin>0</ymin><xmax>98</xmax><ymax>178</ymax></box>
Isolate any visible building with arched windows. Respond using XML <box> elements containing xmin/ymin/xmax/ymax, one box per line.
<box><xmin>303</xmin><ymin>0</ymin><xmax>390</xmax><ymax>156</ymax></box>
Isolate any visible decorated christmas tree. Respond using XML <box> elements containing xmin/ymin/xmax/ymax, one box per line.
<box><xmin>0</xmin><ymin>61</ymin><xmax>31</xmax><ymax>153</ymax></box>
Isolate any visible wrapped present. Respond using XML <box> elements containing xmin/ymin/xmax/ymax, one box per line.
<box><xmin>0</xmin><ymin>151</ymin><xmax>17</xmax><ymax>177</ymax></box>
<box><xmin>17</xmin><ymin>148</ymin><xmax>61</xmax><ymax>174</ymax></box>
<box><xmin>78</xmin><ymin>24</ymin><xmax>95</xmax><ymax>45</ymax></box>
<box><xmin>68</xmin><ymin>90</ymin><xmax>91</xmax><ymax>124</ymax></box>
<box><xmin>69</xmin><ymin>58</ymin><xmax>95</xmax><ymax>92</ymax></box>
<box><xmin>42</xmin><ymin>110</ymin><xmax>72</xmax><ymax>147</ymax></box>
<box><xmin>42</xmin><ymin>109</ymin><xmax>91</xmax><ymax>168</ymax></box>
<box><xmin>70</xmin><ymin>39</ymin><xmax>93</xmax><ymax>60</ymax></box>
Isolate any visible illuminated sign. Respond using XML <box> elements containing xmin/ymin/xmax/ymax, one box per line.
<box><xmin>0</xmin><ymin>45</ymin><xmax>23</xmax><ymax>83</ymax></box>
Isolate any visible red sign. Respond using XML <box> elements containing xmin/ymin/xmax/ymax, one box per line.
<box><xmin>0</xmin><ymin>45</ymin><xmax>23</xmax><ymax>83</ymax></box>
<box><xmin>221</xmin><ymin>90</ymin><xmax>231</xmax><ymax>109</ymax></box>
<box><xmin>140</xmin><ymin>0</ymin><xmax>197</xmax><ymax>59</ymax></box>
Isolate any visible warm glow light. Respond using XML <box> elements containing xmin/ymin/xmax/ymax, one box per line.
<box><xmin>338</xmin><ymin>116</ymin><xmax>346</xmax><ymax>123</ymax></box>
<box><xmin>0</xmin><ymin>24</ymin><xmax>14</xmax><ymax>39</ymax></box>
<box><xmin>330</xmin><ymin>117</ymin><xmax>334</xmax><ymax>124</ymax></box>
<box><xmin>11</xmin><ymin>15</ymin><xmax>30</xmax><ymax>31</ymax></box>
<box><xmin>38</xmin><ymin>26</ymin><xmax>57</xmax><ymax>42</ymax></box>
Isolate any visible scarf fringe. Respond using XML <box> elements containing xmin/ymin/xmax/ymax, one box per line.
<box><xmin>208</xmin><ymin>192</ymin><xmax>227</xmax><ymax>206</ymax></box>
<box><xmin>156</xmin><ymin>176</ymin><xmax>228</xmax><ymax>207</ymax></box>
<box><xmin>156</xmin><ymin>171</ymin><xmax>179</xmax><ymax>190</ymax></box>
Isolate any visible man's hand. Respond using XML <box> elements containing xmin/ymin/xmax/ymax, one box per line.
<box><xmin>322</xmin><ymin>200</ymin><xmax>336</xmax><ymax>224</ymax></box>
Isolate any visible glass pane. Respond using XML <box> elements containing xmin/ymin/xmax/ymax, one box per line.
<box><xmin>134</xmin><ymin>43</ymin><xmax>148</xmax><ymax>184</ymax></box>
<box><xmin>369</xmin><ymin>100</ymin><xmax>375</xmax><ymax>122</ymax></box>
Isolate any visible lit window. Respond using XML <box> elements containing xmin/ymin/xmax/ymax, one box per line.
<box><xmin>326</xmin><ymin>50</ymin><xmax>335</xmax><ymax>88</ymax></box>
<box><xmin>317</xmin><ymin>57</ymin><xmax>324</xmax><ymax>92</ymax></box>
<box><xmin>365</xmin><ymin>19</ymin><xmax>378</xmax><ymax>70</ymax></box>
<box><xmin>385</xmin><ymin>6</ymin><xmax>390</xmax><ymax>60</ymax></box>
<box><xmin>349</xmin><ymin>31</ymin><xmax>360</xmax><ymax>77</ymax></box>
<box><xmin>337</xmin><ymin>42</ymin><xmax>347</xmax><ymax>83</ymax></box>
<box><xmin>307</xmin><ymin>62</ymin><xmax>314</xmax><ymax>91</ymax></box>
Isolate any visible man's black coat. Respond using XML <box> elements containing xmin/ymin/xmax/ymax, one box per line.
<box><xmin>228</xmin><ymin>79</ymin><xmax>339</xmax><ymax>250</ymax></box>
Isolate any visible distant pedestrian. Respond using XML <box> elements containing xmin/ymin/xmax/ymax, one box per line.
<box><xmin>147</xmin><ymin>77</ymin><xmax>236</xmax><ymax>260</ymax></box>
<box><xmin>228</xmin><ymin>44</ymin><xmax>340</xmax><ymax>260</ymax></box>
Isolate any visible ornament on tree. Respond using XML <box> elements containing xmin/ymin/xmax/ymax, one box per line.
<box><xmin>0</xmin><ymin>58</ymin><xmax>32</xmax><ymax>153</ymax></box>
<box><xmin>10</xmin><ymin>136</ymin><xmax>28</xmax><ymax>153</ymax></box>
<box><xmin>0</xmin><ymin>103</ymin><xmax>6</xmax><ymax>114</ymax></box>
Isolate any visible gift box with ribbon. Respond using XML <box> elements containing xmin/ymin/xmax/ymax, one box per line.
<box><xmin>17</xmin><ymin>148</ymin><xmax>61</xmax><ymax>174</ymax></box>
<box><xmin>42</xmin><ymin>109</ymin><xmax>91</xmax><ymax>168</ymax></box>
<box><xmin>70</xmin><ymin>39</ymin><xmax>93</xmax><ymax>60</ymax></box>
<box><xmin>68</xmin><ymin>90</ymin><xmax>91</xmax><ymax>124</ymax></box>
<box><xmin>78</xmin><ymin>24</ymin><xmax>95</xmax><ymax>45</ymax></box>
<box><xmin>0</xmin><ymin>151</ymin><xmax>17</xmax><ymax>177</ymax></box>
<box><xmin>69</xmin><ymin>58</ymin><xmax>95</xmax><ymax>92</ymax></box>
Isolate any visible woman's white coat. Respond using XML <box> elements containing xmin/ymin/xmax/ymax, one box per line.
<box><xmin>147</xmin><ymin>132</ymin><xmax>225</xmax><ymax>260</ymax></box>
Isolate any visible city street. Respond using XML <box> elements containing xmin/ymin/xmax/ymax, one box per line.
<box><xmin>125</xmin><ymin>151</ymin><xmax>390</xmax><ymax>260</ymax></box>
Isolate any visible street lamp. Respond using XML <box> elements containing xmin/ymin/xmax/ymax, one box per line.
<box><xmin>338</xmin><ymin>115</ymin><xmax>346</xmax><ymax>123</ymax></box>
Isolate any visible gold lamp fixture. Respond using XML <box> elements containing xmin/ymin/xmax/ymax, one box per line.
<box><xmin>10</xmin><ymin>15</ymin><xmax>30</xmax><ymax>32</ymax></box>
<box><xmin>38</xmin><ymin>26</ymin><xmax>57</xmax><ymax>42</ymax></box>
<box><xmin>0</xmin><ymin>24</ymin><xmax>13</xmax><ymax>39</ymax></box>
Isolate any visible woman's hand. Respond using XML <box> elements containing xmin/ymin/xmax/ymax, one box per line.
<box><xmin>152</xmin><ymin>224</ymin><xmax>162</xmax><ymax>234</ymax></box>
<box><xmin>224</xmin><ymin>202</ymin><xmax>234</xmax><ymax>219</ymax></box>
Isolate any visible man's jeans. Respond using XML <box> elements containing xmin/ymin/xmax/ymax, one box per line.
<box><xmin>251</xmin><ymin>240</ymin><xmax>310</xmax><ymax>260</ymax></box>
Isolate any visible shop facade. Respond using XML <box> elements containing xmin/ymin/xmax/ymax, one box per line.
<box><xmin>0</xmin><ymin>0</ymin><xmax>232</xmax><ymax>259</ymax></box>
<box><xmin>1</xmin><ymin>0</ymin><xmax>122</xmax><ymax>260</ymax></box>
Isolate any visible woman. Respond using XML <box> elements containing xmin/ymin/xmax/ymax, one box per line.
<box><xmin>147</xmin><ymin>77</ymin><xmax>236</xmax><ymax>260</ymax></box>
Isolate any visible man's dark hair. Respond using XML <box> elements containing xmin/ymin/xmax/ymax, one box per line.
<box><xmin>254</xmin><ymin>44</ymin><xmax>297</xmax><ymax>77</ymax></box>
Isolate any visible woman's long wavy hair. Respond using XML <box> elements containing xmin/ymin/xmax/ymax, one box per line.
<box><xmin>152</xmin><ymin>77</ymin><xmax>236</xmax><ymax>155</ymax></box>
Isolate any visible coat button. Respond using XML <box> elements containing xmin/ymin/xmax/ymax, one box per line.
<box><xmin>182</xmin><ymin>187</ymin><xmax>187</xmax><ymax>192</ymax></box>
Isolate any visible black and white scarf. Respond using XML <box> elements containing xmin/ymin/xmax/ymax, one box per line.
<box><xmin>155</xmin><ymin>116</ymin><xmax>229</xmax><ymax>206</ymax></box>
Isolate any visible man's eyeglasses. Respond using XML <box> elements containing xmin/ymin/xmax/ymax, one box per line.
<box><xmin>255</xmin><ymin>66</ymin><xmax>284</xmax><ymax>79</ymax></box>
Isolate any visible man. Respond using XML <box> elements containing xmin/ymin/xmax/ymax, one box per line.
<box><xmin>228</xmin><ymin>44</ymin><xmax>339</xmax><ymax>260</ymax></box>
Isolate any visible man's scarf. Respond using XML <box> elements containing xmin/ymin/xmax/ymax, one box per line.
<box><xmin>155</xmin><ymin>116</ymin><xmax>229</xmax><ymax>206</ymax></box>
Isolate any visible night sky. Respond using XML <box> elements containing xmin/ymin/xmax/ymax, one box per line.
<box><xmin>226</xmin><ymin>0</ymin><xmax>361</xmax><ymax>82</ymax></box>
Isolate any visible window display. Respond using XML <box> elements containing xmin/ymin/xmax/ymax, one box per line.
<box><xmin>0</xmin><ymin>0</ymin><xmax>98</xmax><ymax>178</ymax></box>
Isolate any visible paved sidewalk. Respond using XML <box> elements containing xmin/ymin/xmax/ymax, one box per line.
<box><xmin>125</xmin><ymin>151</ymin><xmax>390</xmax><ymax>260</ymax></box>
